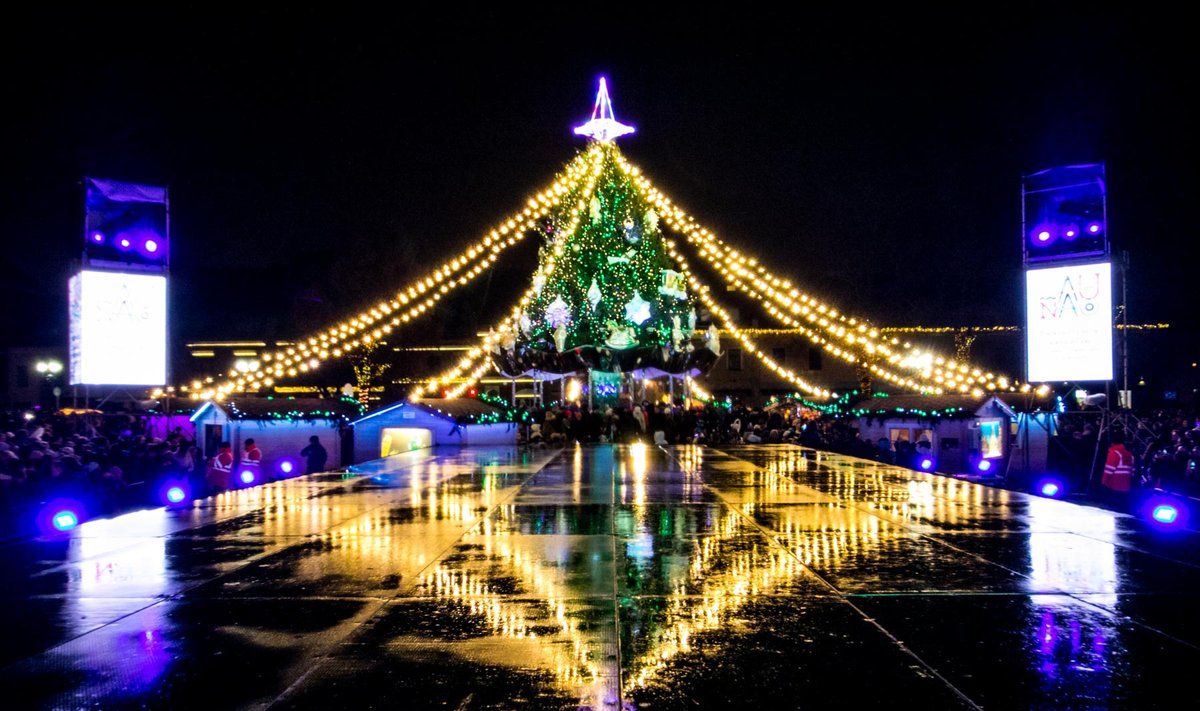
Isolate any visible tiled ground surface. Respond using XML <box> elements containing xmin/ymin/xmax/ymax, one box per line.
<box><xmin>3</xmin><ymin>444</ymin><xmax>1199</xmax><ymax>709</ymax></box>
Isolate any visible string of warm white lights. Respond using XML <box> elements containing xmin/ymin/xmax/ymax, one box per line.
<box><xmin>614</xmin><ymin>156</ymin><xmax>959</xmax><ymax>392</ymax></box>
<box><xmin>664</xmin><ymin>238</ymin><xmax>830</xmax><ymax>398</ymax></box>
<box><xmin>612</xmin><ymin>152</ymin><xmax>1041</xmax><ymax>395</ymax></box>
<box><xmin>685</xmin><ymin>375</ymin><xmax>712</xmax><ymax>402</ymax></box>
<box><xmin>186</xmin><ymin>147</ymin><xmax>602</xmax><ymax>401</ymax></box>
<box><xmin>407</xmin><ymin>145</ymin><xmax>607</xmax><ymax>400</ymax></box>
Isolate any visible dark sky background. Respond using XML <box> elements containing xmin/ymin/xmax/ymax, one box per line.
<box><xmin>2</xmin><ymin>8</ymin><xmax>1193</xmax><ymax>381</ymax></box>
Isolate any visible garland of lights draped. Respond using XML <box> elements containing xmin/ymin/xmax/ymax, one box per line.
<box><xmin>173</xmin><ymin>78</ymin><xmax>1046</xmax><ymax>403</ymax></box>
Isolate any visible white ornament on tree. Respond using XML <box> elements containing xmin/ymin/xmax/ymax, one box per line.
<box><xmin>624</xmin><ymin>218</ymin><xmax>640</xmax><ymax>244</ymax></box>
<box><xmin>554</xmin><ymin>323</ymin><xmax>568</xmax><ymax>352</ymax></box>
<box><xmin>590</xmin><ymin>197</ymin><xmax>601</xmax><ymax>221</ymax></box>
<box><xmin>604</xmin><ymin>320</ymin><xmax>637</xmax><ymax>349</ymax></box>
<box><xmin>644</xmin><ymin>209</ymin><xmax>659</xmax><ymax>232</ymax></box>
<box><xmin>532</xmin><ymin>273</ymin><xmax>546</xmax><ymax>296</ymax></box>
<box><xmin>624</xmin><ymin>291</ymin><xmax>651</xmax><ymax>325</ymax></box>
<box><xmin>705</xmin><ymin>324</ymin><xmax>721</xmax><ymax>355</ymax></box>
<box><xmin>519</xmin><ymin>311</ymin><xmax>533</xmax><ymax>337</ymax></box>
<box><xmin>545</xmin><ymin>296</ymin><xmax>572</xmax><ymax>328</ymax></box>
<box><xmin>587</xmin><ymin>279</ymin><xmax>602</xmax><ymax>311</ymax></box>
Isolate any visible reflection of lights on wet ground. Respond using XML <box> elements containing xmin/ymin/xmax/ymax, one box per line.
<box><xmin>1032</xmin><ymin>603</ymin><xmax>1113</xmax><ymax>684</ymax></box>
<box><xmin>1027</xmin><ymin>498</ymin><xmax>1118</xmax><ymax>604</ymax></box>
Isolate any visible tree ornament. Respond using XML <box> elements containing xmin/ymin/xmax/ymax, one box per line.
<box><xmin>644</xmin><ymin>209</ymin><xmax>659</xmax><ymax>232</ymax></box>
<box><xmin>519</xmin><ymin>311</ymin><xmax>533</xmax><ymax>337</ymax></box>
<box><xmin>659</xmin><ymin>269</ymin><xmax>687</xmax><ymax>299</ymax></box>
<box><xmin>605</xmin><ymin>320</ymin><xmax>637</xmax><ymax>349</ymax></box>
<box><xmin>671</xmin><ymin>316</ymin><xmax>684</xmax><ymax>351</ymax></box>
<box><xmin>624</xmin><ymin>218</ymin><xmax>640</xmax><ymax>244</ymax></box>
<box><xmin>688</xmin><ymin>308</ymin><xmax>697</xmax><ymax>336</ymax></box>
<box><xmin>705</xmin><ymin>324</ymin><xmax>721</xmax><ymax>355</ymax></box>
<box><xmin>532</xmin><ymin>273</ymin><xmax>546</xmax><ymax>296</ymax></box>
<box><xmin>587</xmin><ymin>279</ymin><xmax>602</xmax><ymax>311</ymax></box>
<box><xmin>554</xmin><ymin>323</ymin><xmax>568</xmax><ymax>352</ymax></box>
<box><xmin>624</xmin><ymin>291</ymin><xmax>651</xmax><ymax>325</ymax></box>
<box><xmin>545</xmin><ymin>296</ymin><xmax>572</xmax><ymax>328</ymax></box>
<box><xmin>590</xmin><ymin>197</ymin><xmax>601</xmax><ymax>221</ymax></box>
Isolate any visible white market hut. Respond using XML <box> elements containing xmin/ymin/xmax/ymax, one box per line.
<box><xmin>190</xmin><ymin>397</ymin><xmax>360</xmax><ymax>476</ymax></box>
<box><xmin>849</xmin><ymin>393</ymin><xmax>1050</xmax><ymax>475</ymax></box>
<box><xmin>351</xmin><ymin>398</ymin><xmax>519</xmax><ymax>462</ymax></box>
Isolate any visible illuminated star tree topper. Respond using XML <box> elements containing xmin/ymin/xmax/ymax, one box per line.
<box><xmin>574</xmin><ymin>77</ymin><xmax>635</xmax><ymax>142</ymax></box>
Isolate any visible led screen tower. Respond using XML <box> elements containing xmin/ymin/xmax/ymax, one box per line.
<box><xmin>69</xmin><ymin>178</ymin><xmax>170</xmax><ymax>387</ymax></box>
<box><xmin>1022</xmin><ymin>164</ymin><xmax>1112</xmax><ymax>383</ymax></box>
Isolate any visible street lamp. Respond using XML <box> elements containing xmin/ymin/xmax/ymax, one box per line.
<box><xmin>35</xmin><ymin>359</ymin><xmax>63</xmax><ymax>375</ymax></box>
<box><xmin>35</xmin><ymin>359</ymin><xmax>63</xmax><ymax>410</ymax></box>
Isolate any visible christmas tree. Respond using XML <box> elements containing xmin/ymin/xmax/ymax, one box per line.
<box><xmin>494</xmin><ymin>81</ymin><xmax>714</xmax><ymax>379</ymax></box>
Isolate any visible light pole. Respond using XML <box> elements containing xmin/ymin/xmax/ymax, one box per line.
<box><xmin>36</xmin><ymin>359</ymin><xmax>63</xmax><ymax>411</ymax></box>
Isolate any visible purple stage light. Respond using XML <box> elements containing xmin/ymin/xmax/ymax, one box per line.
<box><xmin>90</xmin><ymin>231</ymin><xmax>105</xmax><ymax>244</ymax></box>
<box><xmin>240</xmin><ymin>470</ymin><xmax>256</xmax><ymax>484</ymax></box>
<box><xmin>144</xmin><ymin>239</ymin><xmax>158</xmax><ymax>253</ymax></box>
<box><xmin>1088</xmin><ymin>222</ymin><xmax>1102</xmax><ymax>233</ymax></box>
<box><xmin>278</xmin><ymin>460</ymin><xmax>294</xmax><ymax>475</ymax></box>
<box><xmin>1037</xmin><ymin>230</ymin><xmax>1051</xmax><ymax>242</ymax></box>
<box><xmin>118</xmin><ymin>237</ymin><xmax>132</xmax><ymax>249</ymax></box>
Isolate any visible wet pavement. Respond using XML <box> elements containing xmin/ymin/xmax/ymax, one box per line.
<box><xmin>3</xmin><ymin>444</ymin><xmax>1199</xmax><ymax>709</ymax></box>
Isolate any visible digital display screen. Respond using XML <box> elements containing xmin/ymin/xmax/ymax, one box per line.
<box><xmin>1025</xmin><ymin>261</ymin><xmax>1113</xmax><ymax>382</ymax></box>
<box><xmin>979</xmin><ymin>419</ymin><xmax>1004</xmax><ymax>459</ymax></box>
<box><xmin>69</xmin><ymin>270</ymin><xmax>167</xmax><ymax>385</ymax></box>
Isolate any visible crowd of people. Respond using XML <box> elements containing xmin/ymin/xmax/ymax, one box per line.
<box><xmin>1051</xmin><ymin>407</ymin><xmax>1200</xmax><ymax>501</ymax></box>
<box><xmin>4</xmin><ymin>400</ymin><xmax>1197</xmax><ymax>536</ymax></box>
<box><xmin>517</xmin><ymin>398</ymin><xmax>888</xmax><ymax>458</ymax></box>
<box><xmin>0</xmin><ymin>411</ymin><xmax>201</xmax><ymax>536</ymax></box>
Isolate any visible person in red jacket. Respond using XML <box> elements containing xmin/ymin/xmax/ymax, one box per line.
<box><xmin>241</xmin><ymin>438</ymin><xmax>263</xmax><ymax>484</ymax></box>
<box><xmin>1101</xmin><ymin>430</ymin><xmax>1134</xmax><ymax>512</ymax></box>
<box><xmin>206</xmin><ymin>442</ymin><xmax>234</xmax><ymax>494</ymax></box>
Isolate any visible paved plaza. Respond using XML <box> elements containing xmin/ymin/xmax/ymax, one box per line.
<box><xmin>3</xmin><ymin>444</ymin><xmax>1199</xmax><ymax>708</ymax></box>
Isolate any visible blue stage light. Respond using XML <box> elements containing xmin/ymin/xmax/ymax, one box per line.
<box><xmin>1152</xmin><ymin>504</ymin><xmax>1178</xmax><ymax>524</ymax></box>
<box><xmin>279</xmin><ymin>460</ymin><xmax>294</xmax><ymax>474</ymax></box>
<box><xmin>977</xmin><ymin>459</ymin><xmax>993</xmax><ymax>472</ymax></box>
<box><xmin>1142</xmin><ymin>494</ymin><xmax>1189</xmax><ymax>530</ymax></box>
<box><xmin>159</xmin><ymin>480</ymin><xmax>191</xmax><ymax>506</ymax></box>
<box><xmin>39</xmin><ymin>499</ymin><xmax>86</xmax><ymax>534</ymax></box>
<box><xmin>240</xmin><ymin>470</ymin><xmax>256</xmax><ymax>484</ymax></box>
<box><xmin>919</xmin><ymin>457</ymin><xmax>934</xmax><ymax>471</ymax></box>
<box><xmin>1041</xmin><ymin>481</ymin><xmax>1060</xmax><ymax>497</ymax></box>
<box><xmin>53</xmin><ymin>510</ymin><xmax>79</xmax><ymax>531</ymax></box>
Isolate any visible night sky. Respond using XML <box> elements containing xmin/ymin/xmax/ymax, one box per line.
<box><xmin>2</xmin><ymin>9</ymin><xmax>1193</xmax><ymax>380</ymax></box>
